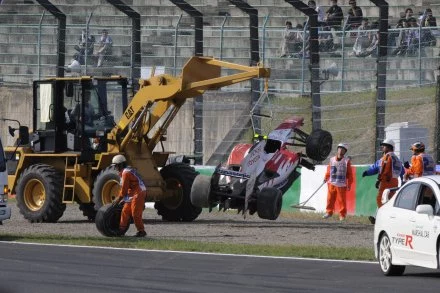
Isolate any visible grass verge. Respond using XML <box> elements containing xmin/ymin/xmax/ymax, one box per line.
<box><xmin>0</xmin><ymin>233</ymin><xmax>375</xmax><ymax>261</ymax></box>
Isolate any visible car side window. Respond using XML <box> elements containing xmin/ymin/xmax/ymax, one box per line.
<box><xmin>394</xmin><ymin>183</ymin><xmax>420</xmax><ymax>210</ymax></box>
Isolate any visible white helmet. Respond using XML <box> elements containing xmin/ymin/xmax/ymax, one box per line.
<box><xmin>112</xmin><ymin>154</ymin><xmax>126</xmax><ymax>165</ymax></box>
<box><xmin>381</xmin><ymin>139</ymin><xmax>395</xmax><ymax>149</ymax></box>
<box><xmin>337</xmin><ymin>143</ymin><xmax>349</xmax><ymax>152</ymax></box>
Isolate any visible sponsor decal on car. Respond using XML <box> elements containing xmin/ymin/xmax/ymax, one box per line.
<box><xmin>392</xmin><ymin>233</ymin><xmax>414</xmax><ymax>249</ymax></box>
<box><xmin>412</xmin><ymin>229</ymin><xmax>429</xmax><ymax>238</ymax></box>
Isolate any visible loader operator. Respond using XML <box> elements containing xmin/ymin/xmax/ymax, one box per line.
<box><xmin>112</xmin><ymin>154</ymin><xmax>147</xmax><ymax>237</ymax></box>
<box><xmin>404</xmin><ymin>141</ymin><xmax>435</xmax><ymax>181</ymax></box>
<box><xmin>376</xmin><ymin>139</ymin><xmax>402</xmax><ymax>208</ymax></box>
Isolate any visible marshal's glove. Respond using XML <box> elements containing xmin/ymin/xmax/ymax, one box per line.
<box><xmin>362</xmin><ymin>170</ymin><xmax>368</xmax><ymax>177</ymax></box>
<box><xmin>404</xmin><ymin>161</ymin><xmax>410</xmax><ymax>169</ymax></box>
<box><xmin>375</xmin><ymin>180</ymin><xmax>380</xmax><ymax>189</ymax></box>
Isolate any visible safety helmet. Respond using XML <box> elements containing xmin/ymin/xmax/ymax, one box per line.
<box><xmin>380</xmin><ymin>138</ymin><xmax>395</xmax><ymax>149</ymax></box>
<box><xmin>410</xmin><ymin>141</ymin><xmax>425</xmax><ymax>152</ymax></box>
<box><xmin>111</xmin><ymin>154</ymin><xmax>126</xmax><ymax>165</ymax></box>
<box><xmin>337</xmin><ymin>143</ymin><xmax>349</xmax><ymax>152</ymax></box>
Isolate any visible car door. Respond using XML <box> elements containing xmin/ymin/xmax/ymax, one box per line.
<box><xmin>390</xmin><ymin>182</ymin><xmax>420</xmax><ymax>261</ymax></box>
<box><xmin>410</xmin><ymin>183</ymin><xmax>440</xmax><ymax>268</ymax></box>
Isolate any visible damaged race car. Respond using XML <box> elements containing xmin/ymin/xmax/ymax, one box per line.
<box><xmin>190</xmin><ymin>116</ymin><xmax>332</xmax><ymax>220</ymax></box>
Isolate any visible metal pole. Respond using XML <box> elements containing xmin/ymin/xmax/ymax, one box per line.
<box><xmin>220</xmin><ymin>15</ymin><xmax>228</xmax><ymax>60</ymax></box>
<box><xmin>340</xmin><ymin>18</ymin><xmax>347</xmax><ymax>92</ymax></box>
<box><xmin>173</xmin><ymin>14</ymin><xmax>182</xmax><ymax>76</ymax></box>
<box><xmin>262</xmin><ymin>14</ymin><xmax>269</xmax><ymax>66</ymax></box>
<box><xmin>37</xmin><ymin>11</ymin><xmax>45</xmax><ymax>80</ymax></box>
<box><xmin>370</xmin><ymin>0</ymin><xmax>389</xmax><ymax>160</ymax></box>
<box><xmin>300</xmin><ymin>18</ymin><xmax>309</xmax><ymax>96</ymax></box>
<box><xmin>285</xmin><ymin>0</ymin><xmax>321</xmax><ymax>131</ymax></box>
<box><xmin>85</xmin><ymin>12</ymin><xmax>93</xmax><ymax>75</ymax></box>
<box><xmin>418</xmin><ymin>25</ymin><xmax>422</xmax><ymax>86</ymax></box>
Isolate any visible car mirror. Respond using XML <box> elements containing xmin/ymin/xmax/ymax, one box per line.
<box><xmin>416</xmin><ymin>204</ymin><xmax>434</xmax><ymax>216</ymax></box>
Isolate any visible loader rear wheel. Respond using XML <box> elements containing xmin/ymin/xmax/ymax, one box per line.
<box><xmin>92</xmin><ymin>167</ymin><xmax>120</xmax><ymax>211</ymax></box>
<box><xmin>15</xmin><ymin>164</ymin><xmax>66</xmax><ymax>223</ymax></box>
<box><xmin>155</xmin><ymin>163</ymin><xmax>202</xmax><ymax>222</ymax></box>
<box><xmin>257</xmin><ymin>187</ymin><xmax>282</xmax><ymax>220</ymax></box>
<box><xmin>78</xmin><ymin>202</ymin><xmax>96</xmax><ymax>221</ymax></box>
<box><xmin>190</xmin><ymin>174</ymin><xmax>213</xmax><ymax>208</ymax></box>
<box><xmin>95</xmin><ymin>203</ymin><xmax>129</xmax><ymax>237</ymax></box>
<box><xmin>306</xmin><ymin>129</ymin><xmax>333</xmax><ymax>161</ymax></box>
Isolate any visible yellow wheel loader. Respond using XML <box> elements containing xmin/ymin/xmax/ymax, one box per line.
<box><xmin>5</xmin><ymin>57</ymin><xmax>270</xmax><ymax>223</ymax></box>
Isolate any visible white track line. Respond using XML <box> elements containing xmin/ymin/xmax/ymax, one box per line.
<box><xmin>0</xmin><ymin>240</ymin><xmax>376</xmax><ymax>264</ymax></box>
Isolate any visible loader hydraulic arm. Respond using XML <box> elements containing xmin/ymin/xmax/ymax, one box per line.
<box><xmin>111</xmin><ymin>57</ymin><xmax>270</xmax><ymax>152</ymax></box>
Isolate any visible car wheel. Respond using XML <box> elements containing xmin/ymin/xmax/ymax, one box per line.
<box><xmin>378</xmin><ymin>233</ymin><xmax>405</xmax><ymax>276</ymax></box>
<box><xmin>305</xmin><ymin>129</ymin><xmax>332</xmax><ymax>161</ymax></box>
<box><xmin>190</xmin><ymin>174</ymin><xmax>213</xmax><ymax>208</ymax></box>
<box><xmin>257</xmin><ymin>187</ymin><xmax>282</xmax><ymax>220</ymax></box>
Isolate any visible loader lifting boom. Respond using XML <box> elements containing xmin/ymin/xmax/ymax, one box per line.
<box><xmin>5</xmin><ymin>57</ymin><xmax>270</xmax><ymax>223</ymax></box>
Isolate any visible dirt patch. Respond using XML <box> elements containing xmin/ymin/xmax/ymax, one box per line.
<box><xmin>2</xmin><ymin>204</ymin><xmax>374</xmax><ymax>248</ymax></box>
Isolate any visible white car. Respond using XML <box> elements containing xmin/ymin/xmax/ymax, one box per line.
<box><xmin>374</xmin><ymin>176</ymin><xmax>440</xmax><ymax>276</ymax></box>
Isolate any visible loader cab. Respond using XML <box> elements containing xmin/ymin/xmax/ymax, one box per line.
<box><xmin>31</xmin><ymin>76</ymin><xmax>128</xmax><ymax>160</ymax></box>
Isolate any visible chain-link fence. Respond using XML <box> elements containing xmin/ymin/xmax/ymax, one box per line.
<box><xmin>0</xmin><ymin>1</ymin><xmax>439</xmax><ymax>165</ymax></box>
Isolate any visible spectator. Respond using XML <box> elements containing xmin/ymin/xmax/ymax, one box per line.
<box><xmin>74</xmin><ymin>29</ymin><xmax>95</xmax><ymax>65</ymax></box>
<box><xmin>420</xmin><ymin>8</ymin><xmax>437</xmax><ymax>47</ymax></box>
<box><xmin>66</xmin><ymin>53</ymin><xmax>81</xmax><ymax>74</ymax></box>
<box><xmin>346</xmin><ymin>0</ymin><xmax>363</xmax><ymax>30</ymax></box>
<box><xmin>322</xmin><ymin>143</ymin><xmax>353</xmax><ymax>221</ymax></box>
<box><xmin>280</xmin><ymin>21</ymin><xmax>302</xmax><ymax>57</ymax></box>
<box><xmin>352</xmin><ymin>18</ymin><xmax>371</xmax><ymax>57</ymax></box>
<box><xmin>325</xmin><ymin>0</ymin><xmax>343</xmax><ymax>51</ymax></box>
<box><xmin>391</xmin><ymin>19</ymin><xmax>409</xmax><ymax>56</ymax></box>
<box><xmin>325</xmin><ymin>0</ymin><xmax>343</xmax><ymax>29</ymax></box>
<box><xmin>308</xmin><ymin>0</ymin><xmax>325</xmax><ymax>24</ymax></box>
<box><xmin>96</xmin><ymin>29</ymin><xmax>113</xmax><ymax>67</ymax></box>
<box><xmin>406</xmin><ymin>17</ymin><xmax>420</xmax><ymax>56</ymax></box>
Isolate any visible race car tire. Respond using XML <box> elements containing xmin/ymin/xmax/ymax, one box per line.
<box><xmin>257</xmin><ymin>187</ymin><xmax>282</xmax><ymax>220</ymax></box>
<box><xmin>306</xmin><ymin>129</ymin><xmax>333</xmax><ymax>161</ymax></box>
<box><xmin>155</xmin><ymin>163</ymin><xmax>202</xmax><ymax>222</ymax></box>
<box><xmin>95</xmin><ymin>203</ymin><xmax>129</xmax><ymax>237</ymax></box>
<box><xmin>190</xmin><ymin>175</ymin><xmax>213</xmax><ymax>208</ymax></box>
<box><xmin>378</xmin><ymin>233</ymin><xmax>405</xmax><ymax>276</ymax></box>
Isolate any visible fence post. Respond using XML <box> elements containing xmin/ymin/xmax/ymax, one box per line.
<box><xmin>84</xmin><ymin>12</ymin><xmax>93</xmax><ymax>75</ymax></box>
<box><xmin>173</xmin><ymin>14</ymin><xmax>183</xmax><ymax>76</ymax></box>
<box><xmin>436</xmin><ymin>75</ymin><xmax>440</xmax><ymax>163</ymax></box>
<box><xmin>37</xmin><ymin>11</ymin><xmax>45</xmax><ymax>80</ymax></box>
<box><xmin>219</xmin><ymin>15</ymin><xmax>228</xmax><ymax>60</ymax></box>
<box><xmin>300</xmin><ymin>19</ymin><xmax>308</xmax><ymax>96</ymax></box>
<box><xmin>340</xmin><ymin>18</ymin><xmax>347</xmax><ymax>92</ymax></box>
<box><xmin>418</xmin><ymin>25</ymin><xmax>422</xmax><ymax>86</ymax></box>
<box><xmin>262</xmin><ymin>14</ymin><xmax>269</xmax><ymax>66</ymax></box>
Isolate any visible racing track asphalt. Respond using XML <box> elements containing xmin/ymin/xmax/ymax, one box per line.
<box><xmin>1</xmin><ymin>242</ymin><xmax>439</xmax><ymax>293</ymax></box>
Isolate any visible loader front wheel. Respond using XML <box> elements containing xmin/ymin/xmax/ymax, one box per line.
<box><xmin>15</xmin><ymin>164</ymin><xmax>66</xmax><ymax>223</ymax></box>
<box><xmin>95</xmin><ymin>203</ymin><xmax>129</xmax><ymax>237</ymax></box>
<box><xmin>155</xmin><ymin>163</ymin><xmax>202</xmax><ymax>222</ymax></box>
<box><xmin>92</xmin><ymin>167</ymin><xmax>120</xmax><ymax>211</ymax></box>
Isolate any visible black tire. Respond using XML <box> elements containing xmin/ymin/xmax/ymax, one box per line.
<box><xmin>15</xmin><ymin>164</ymin><xmax>66</xmax><ymax>223</ymax></box>
<box><xmin>95</xmin><ymin>203</ymin><xmax>129</xmax><ymax>237</ymax></box>
<box><xmin>306</xmin><ymin>129</ymin><xmax>333</xmax><ymax>161</ymax></box>
<box><xmin>190</xmin><ymin>175</ymin><xmax>212</xmax><ymax>208</ymax></box>
<box><xmin>155</xmin><ymin>163</ymin><xmax>202</xmax><ymax>222</ymax></box>
<box><xmin>378</xmin><ymin>233</ymin><xmax>405</xmax><ymax>276</ymax></box>
<box><xmin>257</xmin><ymin>187</ymin><xmax>282</xmax><ymax>220</ymax></box>
<box><xmin>78</xmin><ymin>202</ymin><xmax>96</xmax><ymax>221</ymax></box>
<box><xmin>92</xmin><ymin>167</ymin><xmax>120</xmax><ymax>211</ymax></box>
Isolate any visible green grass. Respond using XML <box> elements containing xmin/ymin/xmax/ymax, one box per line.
<box><xmin>0</xmin><ymin>233</ymin><xmax>375</xmax><ymax>261</ymax></box>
